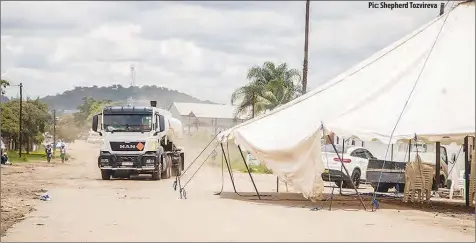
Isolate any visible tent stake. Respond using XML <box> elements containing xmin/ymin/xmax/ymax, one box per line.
<box><xmin>238</xmin><ymin>145</ymin><xmax>262</xmax><ymax>200</ymax></box>
<box><xmin>340</xmin><ymin>139</ymin><xmax>346</xmax><ymax>195</ymax></box>
<box><xmin>327</xmin><ymin>135</ymin><xmax>367</xmax><ymax>211</ymax></box>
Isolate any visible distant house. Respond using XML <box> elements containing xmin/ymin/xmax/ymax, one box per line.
<box><xmin>323</xmin><ymin>132</ymin><xmax>365</xmax><ymax>147</ymax></box>
<box><xmin>169</xmin><ymin>102</ymin><xmax>245</xmax><ymax>135</ymax></box>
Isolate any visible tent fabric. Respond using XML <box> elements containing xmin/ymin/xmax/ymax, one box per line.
<box><xmin>234</xmin><ymin>129</ymin><xmax>325</xmax><ymax>200</ymax></box>
<box><xmin>218</xmin><ymin>2</ymin><xmax>474</xmax><ymax>199</ymax></box>
<box><xmin>326</xmin><ymin>2</ymin><xmax>475</xmax><ymax>143</ymax></box>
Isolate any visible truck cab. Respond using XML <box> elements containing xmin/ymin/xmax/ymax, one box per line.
<box><xmin>92</xmin><ymin>101</ymin><xmax>184</xmax><ymax>180</ymax></box>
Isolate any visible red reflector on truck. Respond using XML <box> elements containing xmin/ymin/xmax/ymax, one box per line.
<box><xmin>333</xmin><ymin>158</ymin><xmax>352</xmax><ymax>163</ymax></box>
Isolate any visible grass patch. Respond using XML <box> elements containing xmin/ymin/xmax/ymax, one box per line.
<box><xmin>238</xmin><ymin>163</ymin><xmax>273</xmax><ymax>174</ymax></box>
<box><xmin>6</xmin><ymin>151</ymin><xmax>45</xmax><ymax>163</ymax></box>
<box><xmin>218</xmin><ymin>140</ymin><xmax>273</xmax><ymax>174</ymax></box>
<box><xmin>5</xmin><ymin>150</ymin><xmax>72</xmax><ymax>163</ymax></box>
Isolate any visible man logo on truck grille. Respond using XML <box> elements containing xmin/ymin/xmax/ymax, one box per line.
<box><xmin>119</xmin><ymin>144</ymin><xmax>136</xmax><ymax>149</ymax></box>
<box><xmin>118</xmin><ymin>142</ymin><xmax>145</xmax><ymax>151</ymax></box>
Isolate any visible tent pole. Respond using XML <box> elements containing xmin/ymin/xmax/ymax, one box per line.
<box><xmin>340</xmin><ymin>139</ymin><xmax>346</xmax><ymax>195</ymax></box>
<box><xmin>220</xmin><ymin>143</ymin><xmax>239</xmax><ymax>194</ymax></box>
<box><xmin>214</xmin><ymin>151</ymin><xmax>225</xmax><ymax>196</ymax></box>
<box><xmin>435</xmin><ymin>142</ymin><xmax>441</xmax><ymax>191</ymax></box>
<box><xmin>464</xmin><ymin>136</ymin><xmax>470</xmax><ymax>207</ymax></box>
<box><xmin>238</xmin><ymin>145</ymin><xmax>262</xmax><ymax>200</ymax></box>
<box><xmin>276</xmin><ymin>176</ymin><xmax>279</xmax><ymax>193</ymax></box>
<box><xmin>328</xmin><ymin>135</ymin><xmax>367</xmax><ymax>211</ymax></box>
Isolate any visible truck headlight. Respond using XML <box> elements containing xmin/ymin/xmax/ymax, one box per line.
<box><xmin>101</xmin><ymin>158</ymin><xmax>109</xmax><ymax>163</ymax></box>
<box><xmin>145</xmin><ymin>158</ymin><xmax>155</xmax><ymax>164</ymax></box>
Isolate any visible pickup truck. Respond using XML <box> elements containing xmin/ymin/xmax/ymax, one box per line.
<box><xmin>366</xmin><ymin>142</ymin><xmax>450</xmax><ymax>192</ymax></box>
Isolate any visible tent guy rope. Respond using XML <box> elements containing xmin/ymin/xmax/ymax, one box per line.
<box><xmin>370</xmin><ymin>0</ymin><xmax>454</xmax><ymax>208</ymax></box>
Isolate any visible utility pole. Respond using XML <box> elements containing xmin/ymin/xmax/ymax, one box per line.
<box><xmin>302</xmin><ymin>0</ymin><xmax>310</xmax><ymax>94</ymax></box>
<box><xmin>0</xmin><ymin>76</ymin><xmax>4</xmax><ymax>153</ymax></box>
<box><xmin>19</xmin><ymin>83</ymin><xmax>23</xmax><ymax>158</ymax></box>
<box><xmin>130</xmin><ymin>64</ymin><xmax>136</xmax><ymax>87</ymax></box>
<box><xmin>53</xmin><ymin>109</ymin><xmax>56</xmax><ymax>156</ymax></box>
<box><xmin>0</xmin><ymin>80</ymin><xmax>3</xmax><ymax>154</ymax></box>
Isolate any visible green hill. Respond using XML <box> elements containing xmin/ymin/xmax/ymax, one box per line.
<box><xmin>40</xmin><ymin>84</ymin><xmax>214</xmax><ymax>112</ymax></box>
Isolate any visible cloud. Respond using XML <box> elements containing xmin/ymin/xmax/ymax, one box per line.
<box><xmin>1</xmin><ymin>1</ymin><xmax>444</xmax><ymax>104</ymax></box>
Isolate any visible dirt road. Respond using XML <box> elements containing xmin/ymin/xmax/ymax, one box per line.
<box><xmin>1</xmin><ymin>141</ymin><xmax>475</xmax><ymax>242</ymax></box>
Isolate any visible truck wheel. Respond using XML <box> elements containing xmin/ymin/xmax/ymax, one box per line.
<box><xmin>162</xmin><ymin>155</ymin><xmax>172</xmax><ymax>179</ymax></box>
<box><xmin>172</xmin><ymin>155</ymin><xmax>183</xmax><ymax>177</ymax></box>
<box><xmin>373</xmin><ymin>183</ymin><xmax>390</xmax><ymax>193</ymax></box>
<box><xmin>152</xmin><ymin>163</ymin><xmax>163</xmax><ymax>180</ymax></box>
<box><xmin>343</xmin><ymin>170</ymin><xmax>361</xmax><ymax>189</ymax></box>
<box><xmin>101</xmin><ymin>170</ymin><xmax>111</xmax><ymax>180</ymax></box>
<box><xmin>335</xmin><ymin>181</ymin><xmax>343</xmax><ymax>188</ymax></box>
<box><xmin>180</xmin><ymin>152</ymin><xmax>185</xmax><ymax>171</ymax></box>
<box><xmin>173</xmin><ymin>161</ymin><xmax>182</xmax><ymax>177</ymax></box>
<box><xmin>397</xmin><ymin>183</ymin><xmax>405</xmax><ymax>193</ymax></box>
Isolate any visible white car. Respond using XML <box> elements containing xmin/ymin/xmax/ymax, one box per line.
<box><xmin>321</xmin><ymin>145</ymin><xmax>376</xmax><ymax>188</ymax></box>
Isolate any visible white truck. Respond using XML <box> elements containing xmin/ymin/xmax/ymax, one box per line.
<box><xmin>91</xmin><ymin>101</ymin><xmax>185</xmax><ymax>180</ymax></box>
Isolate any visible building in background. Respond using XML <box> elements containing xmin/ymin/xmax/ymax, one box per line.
<box><xmin>169</xmin><ymin>102</ymin><xmax>245</xmax><ymax>135</ymax></box>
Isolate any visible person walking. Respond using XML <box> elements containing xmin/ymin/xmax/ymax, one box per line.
<box><xmin>210</xmin><ymin>149</ymin><xmax>217</xmax><ymax>166</ymax></box>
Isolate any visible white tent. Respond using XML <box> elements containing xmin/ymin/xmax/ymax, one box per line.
<box><xmin>218</xmin><ymin>1</ymin><xmax>475</xmax><ymax>199</ymax></box>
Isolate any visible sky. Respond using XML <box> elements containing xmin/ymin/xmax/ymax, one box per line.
<box><xmin>1</xmin><ymin>1</ymin><xmax>445</xmax><ymax>104</ymax></box>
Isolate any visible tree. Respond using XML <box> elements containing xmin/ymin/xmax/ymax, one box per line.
<box><xmin>74</xmin><ymin>96</ymin><xmax>96</xmax><ymax>127</ymax></box>
<box><xmin>1</xmin><ymin>79</ymin><xmax>10</xmax><ymax>95</ymax></box>
<box><xmin>231</xmin><ymin>62</ymin><xmax>302</xmax><ymax>119</ymax></box>
<box><xmin>0</xmin><ymin>98</ymin><xmax>51</xmax><ymax>152</ymax></box>
<box><xmin>73</xmin><ymin>97</ymin><xmax>119</xmax><ymax>131</ymax></box>
<box><xmin>231</xmin><ymin>80</ymin><xmax>267</xmax><ymax>119</ymax></box>
<box><xmin>55</xmin><ymin>114</ymin><xmax>80</xmax><ymax>143</ymax></box>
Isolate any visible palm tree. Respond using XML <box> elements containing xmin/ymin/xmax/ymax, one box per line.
<box><xmin>231</xmin><ymin>80</ymin><xmax>267</xmax><ymax>119</ymax></box>
<box><xmin>231</xmin><ymin>62</ymin><xmax>302</xmax><ymax>119</ymax></box>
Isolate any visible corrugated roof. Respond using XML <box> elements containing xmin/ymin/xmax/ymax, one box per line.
<box><xmin>171</xmin><ymin>102</ymin><xmax>242</xmax><ymax>119</ymax></box>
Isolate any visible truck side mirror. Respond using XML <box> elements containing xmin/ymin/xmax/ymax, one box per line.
<box><xmin>92</xmin><ymin>115</ymin><xmax>99</xmax><ymax>132</ymax></box>
<box><xmin>158</xmin><ymin>115</ymin><xmax>165</xmax><ymax>132</ymax></box>
<box><xmin>153</xmin><ymin>115</ymin><xmax>166</xmax><ymax>136</ymax></box>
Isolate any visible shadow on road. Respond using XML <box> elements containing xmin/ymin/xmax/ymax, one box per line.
<box><xmin>217</xmin><ymin>191</ymin><xmax>476</xmax><ymax>215</ymax></box>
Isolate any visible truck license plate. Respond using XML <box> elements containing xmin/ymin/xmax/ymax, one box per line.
<box><xmin>122</xmin><ymin>162</ymin><xmax>133</xmax><ymax>166</ymax></box>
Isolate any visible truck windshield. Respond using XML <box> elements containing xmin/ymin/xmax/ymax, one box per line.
<box><xmin>103</xmin><ymin>114</ymin><xmax>152</xmax><ymax>132</ymax></box>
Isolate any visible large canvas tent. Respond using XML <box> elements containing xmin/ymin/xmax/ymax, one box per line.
<box><xmin>218</xmin><ymin>1</ymin><xmax>475</xmax><ymax>199</ymax></box>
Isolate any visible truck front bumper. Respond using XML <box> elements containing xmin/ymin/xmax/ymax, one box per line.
<box><xmin>99</xmin><ymin>166</ymin><xmax>157</xmax><ymax>171</ymax></box>
<box><xmin>321</xmin><ymin>169</ymin><xmax>351</xmax><ymax>182</ymax></box>
<box><xmin>97</xmin><ymin>152</ymin><xmax>158</xmax><ymax>171</ymax></box>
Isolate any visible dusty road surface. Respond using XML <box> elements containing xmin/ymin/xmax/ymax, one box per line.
<box><xmin>1</xmin><ymin>140</ymin><xmax>475</xmax><ymax>242</ymax></box>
